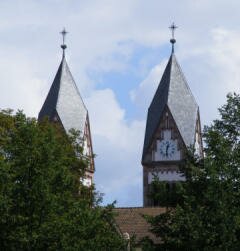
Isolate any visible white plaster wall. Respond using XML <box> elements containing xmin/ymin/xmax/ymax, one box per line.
<box><xmin>80</xmin><ymin>177</ymin><xmax>92</xmax><ymax>187</ymax></box>
<box><xmin>163</xmin><ymin>130</ymin><xmax>171</xmax><ymax>139</ymax></box>
<box><xmin>148</xmin><ymin>171</ymin><xmax>185</xmax><ymax>183</ymax></box>
<box><xmin>194</xmin><ymin>132</ymin><xmax>202</xmax><ymax>156</ymax></box>
<box><xmin>83</xmin><ymin>138</ymin><xmax>90</xmax><ymax>156</ymax></box>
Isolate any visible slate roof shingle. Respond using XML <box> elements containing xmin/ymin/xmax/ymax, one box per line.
<box><xmin>38</xmin><ymin>55</ymin><xmax>88</xmax><ymax>135</ymax></box>
<box><xmin>142</xmin><ymin>53</ymin><xmax>198</xmax><ymax>160</ymax></box>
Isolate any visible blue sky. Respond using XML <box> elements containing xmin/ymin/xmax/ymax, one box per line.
<box><xmin>0</xmin><ymin>0</ymin><xmax>239</xmax><ymax>206</ymax></box>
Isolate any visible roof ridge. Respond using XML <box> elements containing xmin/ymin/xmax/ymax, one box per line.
<box><xmin>57</xmin><ymin>57</ymin><xmax>64</xmax><ymax>103</ymax></box>
<box><xmin>142</xmin><ymin>54</ymin><xmax>173</xmax><ymax>157</ymax></box>
<box><xmin>170</xmin><ymin>54</ymin><xmax>198</xmax><ymax>106</ymax></box>
<box><xmin>59</xmin><ymin>57</ymin><xmax>88</xmax><ymax>112</ymax></box>
<box><xmin>39</xmin><ymin>54</ymin><xmax>88</xmax><ymax>135</ymax></box>
<box><xmin>148</xmin><ymin>54</ymin><xmax>173</xmax><ymax>110</ymax></box>
<box><xmin>38</xmin><ymin>59</ymin><xmax>63</xmax><ymax>120</ymax></box>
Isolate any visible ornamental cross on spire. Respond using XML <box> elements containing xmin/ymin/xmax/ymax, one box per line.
<box><xmin>169</xmin><ymin>22</ymin><xmax>178</xmax><ymax>39</ymax></box>
<box><xmin>60</xmin><ymin>28</ymin><xmax>68</xmax><ymax>52</ymax></box>
<box><xmin>169</xmin><ymin>22</ymin><xmax>178</xmax><ymax>53</ymax></box>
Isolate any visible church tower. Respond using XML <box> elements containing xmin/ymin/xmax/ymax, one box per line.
<box><xmin>142</xmin><ymin>24</ymin><xmax>203</xmax><ymax>206</ymax></box>
<box><xmin>38</xmin><ymin>29</ymin><xmax>94</xmax><ymax>186</ymax></box>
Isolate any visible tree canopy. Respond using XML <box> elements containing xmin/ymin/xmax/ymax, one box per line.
<box><xmin>147</xmin><ymin>93</ymin><xmax>240</xmax><ymax>250</ymax></box>
<box><xmin>0</xmin><ymin>110</ymin><xmax>125</xmax><ymax>250</ymax></box>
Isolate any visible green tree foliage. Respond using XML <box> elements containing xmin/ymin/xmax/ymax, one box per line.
<box><xmin>147</xmin><ymin>93</ymin><xmax>240</xmax><ymax>250</ymax></box>
<box><xmin>0</xmin><ymin>110</ymin><xmax>125</xmax><ymax>250</ymax></box>
<box><xmin>150</xmin><ymin>180</ymin><xmax>184</xmax><ymax>207</ymax></box>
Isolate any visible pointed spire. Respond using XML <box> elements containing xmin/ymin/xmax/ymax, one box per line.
<box><xmin>60</xmin><ymin>28</ymin><xmax>68</xmax><ymax>57</ymax></box>
<box><xmin>142</xmin><ymin>51</ymin><xmax>198</xmax><ymax>161</ymax></box>
<box><xmin>38</xmin><ymin>33</ymin><xmax>88</xmax><ymax>135</ymax></box>
<box><xmin>169</xmin><ymin>22</ymin><xmax>178</xmax><ymax>53</ymax></box>
<box><xmin>39</xmin><ymin>31</ymin><xmax>95</xmax><ymax>174</ymax></box>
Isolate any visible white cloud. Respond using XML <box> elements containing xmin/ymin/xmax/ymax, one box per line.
<box><xmin>209</xmin><ymin>28</ymin><xmax>240</xmax><ymax>91</ymax></box>
<box><xmin>86</xmin><ymin>89</ymin><xmax>145</xmax><ymax>151</ymax></box>
<box><xmin>181</xmin><ymin>28</ymin><xmax>240</xmax><ymax>125</ymax></box>
<box><xmin>0</xmin><ymin>1</ymin><xmax>240</xmax><ymax>207</ymax></box>
<box><xmin>85</xmin><ymin>89</ymin><xmax>145</xmax><ymax>206</ymax></box>
<box><xmin>130</xmin><ymin>59</ymin><xmax>168</xmax><ymax>111</ymax></box>
<box><xmin>0</xmin><ymin>51</ymin><xmax>47</xmax><ymax>117</ymax></box>
<box><xmin>130</xmin><ymin>27</ymin><xmax>240</xmax><ymax>127</ymax></box>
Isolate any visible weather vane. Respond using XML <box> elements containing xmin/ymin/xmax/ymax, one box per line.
<box><xmin>60</xmin><ymin>28</ymin><xmax>68</xmax><ymax>52</ymax></box>
<box><xmin>169</xmin><ymin>22</ymin><xmax>178</xmax><ymax>53</ymax></box>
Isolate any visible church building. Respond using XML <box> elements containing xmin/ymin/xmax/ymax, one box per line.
<box><xmin>115</xmin><ymin>25</ymin><xmax>203</xmax><ymax>247</ymax></box>
<box><xmin>37</xmin><ymin>26</ymin><xmax>203</xmax><ymax>247</ymax></box>
<box><xmin>142</xmin><ymin>24</ymin><xmax>203</xmax><ymax>206</ymax></box>
<box><xmin>38</xmin><ymin>29</ymin><xmax>95</xmax><ymax>187</ymax></box>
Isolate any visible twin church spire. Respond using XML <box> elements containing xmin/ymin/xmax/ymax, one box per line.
<box><xmin>38</xmin><ymin>25</ymin><xmax>202</xmax><ymax>204</ymax></box>
<box><xmin>38</xmin><ymin>28</ymin><xmax>95</xmax><ymax>186</ymax></box>
<box><xmin>142</xmin><ymin>23</ymin><xmax>203</xmax><ymax>206</ymax></box>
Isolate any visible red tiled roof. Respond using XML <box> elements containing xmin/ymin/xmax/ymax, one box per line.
<box><xmin>113</xmin><ymin>207</ymin><xmax>165</xmax><ymax>244</ymax></box>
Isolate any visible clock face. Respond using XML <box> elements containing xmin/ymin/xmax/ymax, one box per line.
<box><xmin>159</xmin><ymin>140</ymin><xmax>176</xmax><ymax>159</ymax></box>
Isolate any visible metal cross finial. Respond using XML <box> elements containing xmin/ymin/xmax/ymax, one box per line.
<box><xmin>169</xmin><ymin>22</ymin><xmax>178</xmax><ymax>39</ymax></box>
<box><xmin>60</xmin><ymin>28</ymin><xmax>68</xmax><ymax>45</ymax></box>
<box><xmin>60</xmin><ymin>28</ymin><xmax>68</xmax><ymax>53</ymax></box>
<box><xmin>169</xmin><ymin>22</ymin><xmax>178</xmax><ymax>53</ymax></box>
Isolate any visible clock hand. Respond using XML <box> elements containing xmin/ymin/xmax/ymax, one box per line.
<box><xmin>166</xmin><ymin>143</ymin><xmax>169</xmax><ymax>157</ymax></box>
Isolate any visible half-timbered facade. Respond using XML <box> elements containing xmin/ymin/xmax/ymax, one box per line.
<box><xmin>142</xmin><ymin>44</ymin><xmax>203</xmax><ymax>206</ymax></box>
